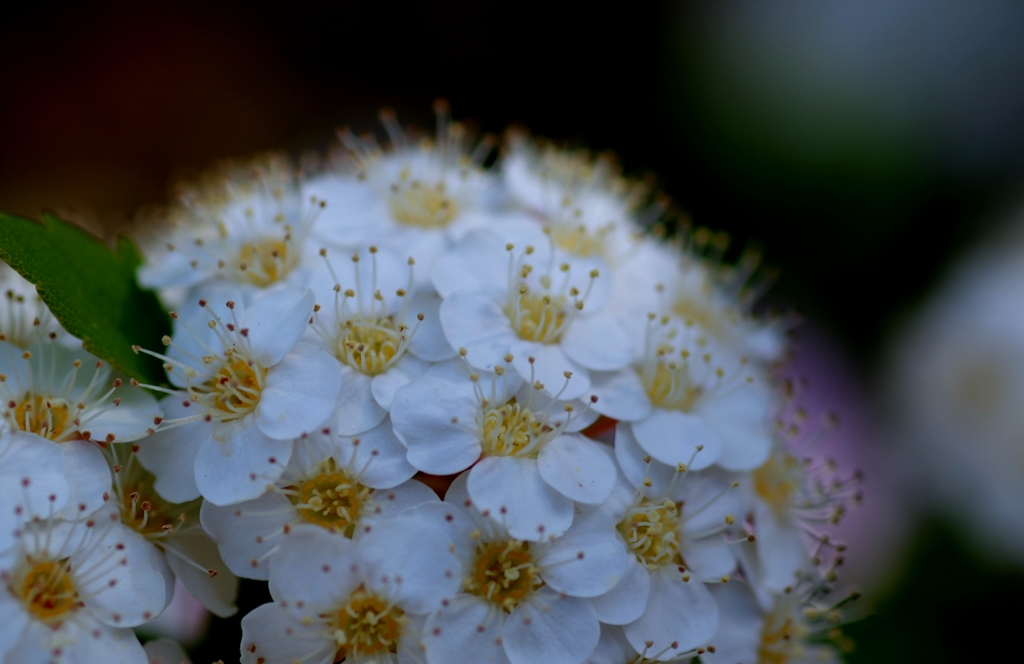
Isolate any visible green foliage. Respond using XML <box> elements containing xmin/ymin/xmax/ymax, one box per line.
<box><xmin>0</xmin><ymin>210</ymin><xmax>170</xmax><ymax>385</ymax></box>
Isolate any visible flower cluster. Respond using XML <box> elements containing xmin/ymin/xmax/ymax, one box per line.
<box><xmin>0</xmin><ymin>106</ymin><xmax>860</xmax><ymax>664</ymax></box>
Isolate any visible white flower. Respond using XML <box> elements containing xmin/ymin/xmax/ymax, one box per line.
<box><xmin>305</xmin><ymin>101</ymin><xmax>503</xmax><ymax>281</ymax></box>
<box><xmin>590</xmin><ymin>423</ymin><xmax>745</xmax><ymax>659</ymax></box>
<box><xmin>0</xmin><ymin>497</ymin><xmax>167</xmax><ymax>664</ymax></box>
<box><xmin>306</xmin><ymin>245</ymin><xmax>454</xmax><ymax>436</ymax></box>
<box><xmin>0</xmin><ymin>265</ymin><xmax>70</xmax><ymax>348</ymax></box>
<box><xmin>411</xmin><ymin>471</ymin><xmax>626</xmax><ymax>664</ymax></box>
<box><xmin>432</xmin><ymin>228</ymin><xmax>633</xmax><ymax>401</ymax></box>
<box><xmin>138</xmin><ymin>154</ymin><xmax>323</xmax><ymax>298</ymax></box>
<box><xmin>107</xmin><ymin>444</ymin><xmax>238</xmax><ymax>618</ymax></box>
<box><xmin>391</xmin><ymin>358</ymin><xmax>610</xmax><ymax>541</ymax></box>
<box><xmin>133</xmin><ymin>288</ymin><xmax>341</xmax><ymax>506</ymax></box>
<box><xmin>586</xmin><ymin>624</ymin><xmax>699</xmax><ymax>663</ymax></box>
<box><xmin>0</xmin><ymin>431</ymin><xmax>70</xmax><ymax>538</ymax></box>
<box><xmin>201</xmin><ymin>424</ymin><xmax>432</xmax><ymax>580</ymax></box>
<box><xmin>240</xmin><ymin>518</ymin><xmax>461</xmax><ymax>664</ymax></box>
<box><xmin>0</xmin><ymin>341</ymin><xmax>161</xmax><ymax>519</ymax></box>
<box><xmin>587</xmin><ymin>312</ymin><xmax>773</xmax><ymax>472</ymax></box>
<box><xmin>502</xmin><ymin>133</ymin><xmax>647</xmax><ymax>271</ymax></box>
<box><xmin>701</xmin><ymin>581</ymin><xmax>844</xmax><ymax>664</ymax></box>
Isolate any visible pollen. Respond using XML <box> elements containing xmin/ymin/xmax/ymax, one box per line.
<box><xmin>291</xmin><ymin>461</ymin><xmax>371</xmax><ymax>537</ymax></box>
<box><xmin>17</xmin><ymin>559</ymin><xmax>79</xmax><ymax>623</ymax></box>
<box><xmin>507</xmin><ymin>292</ymin><xmax>570</xmax><ymax>343</ymax></box>
<box><xmin>237</xmin><ymin>238</ymin><xmax>293</xmax><ymax>287</ymax></box>
<box><xmin>338</xmin><ymin>317</ymin><xmax>404</xmax><ymax>376</ymax></box>
<box><xmin>479</xmin><ymin>399</ymin><xmax>547</xmax><ymax>457</ymax></box>
<box><xmin>465</xmin><ymin>540</ymin><xmax>542</xmax><ymax>612</ymax></box>
<box><xmin>617</xmin><ymin>498</ymin><xmax>684</xmax><ymax>570</ymax></box>
<box><xmin>389</xmin><ymin>175</ymin><xmax>459</xmax><ymax>229</ymax></box>
<box><xmin>549</xmin><ymin>223</ymin><xmax>611</xmax><ymax>259</ymax></box>
<box><xmin>331</xmin><ymin>586</ymin><xmax>407</xmax><ymax>659</ymax></box>
<box><xmin>10</xmin><ymin>394</ymin><xmax>72</xmax><ymax>440</ymax></box>
<box><xmin>642</xmin><ymin>361</ymin><xmax>703</xmax><ymax>412</ymax></box>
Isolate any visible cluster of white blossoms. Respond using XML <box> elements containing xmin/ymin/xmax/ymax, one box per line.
<box><xmin>0</xmin><ymin>105</ymin><xmax>860</xmax><ymax>664</ymax></box>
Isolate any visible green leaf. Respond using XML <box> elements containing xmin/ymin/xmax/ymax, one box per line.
<box><xmin>0</xmin><ymin>210</ymin><xmax>171</xmax><ymax>385</ymax></box>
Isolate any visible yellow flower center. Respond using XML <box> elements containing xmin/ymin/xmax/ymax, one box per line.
<box><xmin>120</xmin><ymin>481</ymin><xmax>180</xmax><ymax>537</ymax></box>
<box><xmin>753</xmin><ymin>452</ymin><xmax>801</xmax><ymax>519</ymax></box>
<box><xmin>17</xmin><ymin>559</ymin><xmax>79</xmax><ymax>623</ymax></box>
<box><xmin>338</xmin><ymin>317</ymin><xmax>404</xmax><ymax>376</ymax></box>
<box><xmin>291</xmin><ymin>466</ymin><xmax>371</xmax><ymax>537</ymax></box>
<box><xmin>207</xmin><ymin>358</ymin><xmax>266</xmax><ymax>416</ymax></box>
<box><xmin>465</xmin><ymin>540</ymin><xmax>542</xmax><ymax>611</ymax></box>
<box><xmin>480</xmin><ymin>399</ymin><xmax>547</xmax><ymax>457</ymax></box>
<box><xmin>11</xmin><ymin>394</ymin><xmax>71</xmax><ymax>440</ymax></box>
<box><xmin>507</xmin><ymin>293</ymin><xmax>569</xmax><ymax>343</ymax></box>
<box><xmin>331</xmin><ymin>586</ymin><xmax>407</xmax><ymax>658</ymax></box>
<box><xmin>757</xmin><ymin>609</ymin><xmax>808</xmax><ymax>664</ymax></box>
<box><xmin>642</xmin><ymin>361</ymin><xmax>703</xmax><ymax>412</ymax></box>
<box><xmin>237</xmin><ymin>238</ymin><xmax>292</xmax><ymax>287</ymax></box>
<box><xmin>549</xmin><ymin>224</ymin><xmax>608</xmax><ymax>259</ymax></box>
<box><xmin>617</xmin><ymin>499</ymin><xmax>684</xmax><ymax>570</ymax></box>
<box><xmin>389</xmin><ymin>178</ymin><xmax>459</xmax><ymax>229</ymax></box>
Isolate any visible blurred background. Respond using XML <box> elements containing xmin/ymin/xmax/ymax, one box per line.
<box><xmin>4</xmin><ymin>1</ymin><xmax>1024</xmax><ymax>660</ymax></box>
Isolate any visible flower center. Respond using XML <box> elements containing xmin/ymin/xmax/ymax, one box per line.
<box><xmin>237</xmin><ymin>238</ymin><xmax>292</xmax><ymax>287</ymax></box>
<box><xmin>338</xmin><ymin>317</ymin><xmax>405</xmax><ymax>376</ymax></box>
<box><xmin>120</xmin><ymin>482</ymin><xmax>178</xmax><ymax>537</ymax></box>
<box><xmin>641</xmin><ymin>361</ymin><xmax>703</xmax><ymax>412</ymax></box>
<box><xmin>9</xmin><ymin>394</ymin><xmax>71</xmax><ymax>440</ymax></box>
<box><xmin>753</xmin><ymin>452</ymin><xmax>802</xmax><ymax>518</ymax></box>
<box><xmin>506</xmin><ymin>292</ymin><xmax>570</xmax><ymax>343</ymax></box>
<box><xmin>291</xmin><ymin>466</ymin><xmax>371</xmax><ymax>537</ymax></box>
<box><xmin>757</xmin><ymin>609</ymin><xmax>808</xmax><ymax>664</ymax></box>
<box><xmin>672</xmin><ymin>294</ymin><xmax>730</xmax><ymax>339</ymax></box>
<box><xmin>16</xmin><ymin>559</ymin><xmax>79</xmax><ymax>623</ymax></box>
<box><xmin>204</xmin><ymin>357</ymin><xmax>266</xmax><ymax>416</ymax></box>
<box><xmin>617</xmin><ymin>498</ymin><xmax>683</xmax><ymax>570</ymax></box>
<box><xmin>549</xmin><ymin>223</ymin><xmax>609</xmax><ymax>259</ymax></box>
<box><xmin>479</xmin><ymin>399</ymin><xmax>548</xmax><ymax>458</ymax></box>
<box><xmin>465</xmin><ymin>540</ymin><xmax>542</xmax><ymax>611</ymax></box>
<box><xmin>389</xmin><ymin>178</ymin><xmax>459</xmax><ymax>229</ymax></box>
<box><xmin>331</xmin><ymin>586</ymin><xmax>407</xmax><ymax>658</ymax></box>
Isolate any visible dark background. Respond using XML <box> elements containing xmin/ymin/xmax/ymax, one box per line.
<box><xmin>3</xmin><ymin>1</ymin><xmax>1023</xmax><ymax>661</ymax></box>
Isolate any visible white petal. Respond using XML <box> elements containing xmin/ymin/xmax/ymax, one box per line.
<box><xmin>268</xmin><ymin>526</ymin><xmax>361</xmax><ymax>622</ymax></box>
<box><xmin>588</xmin><ymin>369</ymin><xmax>652</xmax><ymax>422</ymax></box>
<box><xmin>440</xmin><ymin>293</ymin><xmax>518</xmax><ymax>371</ymax></box>
<box><xmin>258</xmin><ymin>342</ymin><xmax>341</xmax><ymax>439</ymax></box>
<box><xmin>502</xmin><ymin>587</ymin><xmax>600</xmax><ymax>664</ymax></box>
<box><xmin>509</xmin><ymin>341</ymin><xmax>590</xmax><ymax>401</ymax></box>
<box><xmin>430</xmin><ymin>229</ymin><xmax>508</xmax><ymax>299</ymax></box>
<box><xmin>200</xmin><ymin>491</ymin><xmax>294</xmax><ymax>581</ymax></box>
<box><xmin>561</xmin><ymin>312</ymin><xmax>633</xmax><ymax>371</ymax></box>
<box><xmin>245</xmin><ymin>288</ymin><xmax>316</xmax><ymax>367</ymax></box>
<box><xmin>754</xmin><ymin>501</ymin><xmax>809</xmax><ymax>592</ymax></box>
<box><xmin>164</xmin><ymin>532</ymin><xmax>239</xmax><ymax>618</ymax></box>
<box><xmin>241</xmin><ymin>602</ymin><xmax>334</xmax><ymax>664</ymax></box>
<box><xmin>144</xmin><ymin>638</ymin><xmax>192</xmax><ymax>664</ymax></box>
<box><xmin>700</xmin><ymin>388</ymin><xmax>772</xmax><ymax>472</ymax></box>
<box><xmin>371</xmin><ymin>354</ymin><xmax>430</xmax><ymax>411</ymax></box>
<box><xmin>391</xmin><ymin>376</ymin><xmax>481</xmax><ymax>475</ymax></box>
<box><xmin>135</xmin><ymin>399</ymin><xmax>204</xmax><ymax>504</ymax></box>
<box><xmin>588</xmin><ymin>625</ymin><xmax>637</xmax><ymax>664</ymax></box>
<box><xmin>398</xmin><ymin>500</ymin><xmax>478</xmax><ymax>571</ymax></box>
<box><xmin>424</xmin><ymin>594</ymin><xmax>510</xmax><ymax>664</ymax></box>
<box><xmin>537</xmin><ymin>433</ymin><xmax>617</xmax><ymax>506</ymax></box>
<box><xmin>86</xmin><ymin>381</ymin><xmax>163</xmax><ymax>443</ymax></box>
<box><xmin>3</xmin><ymin>617</ymin><xmax>52</xmax><ymax>664</ymax></box>
<box><xmin>194</xmin><ymin>418</ymin><xmax>292</xmax><ymax>506</ymax></box>
<box><xmin>336</xmin><ymin>418</ymin><xmax>418</xmax><ymax>489</ymax></box>
<box><xmin>613</xmin><ymin>422</ymin><xmax>679</xmax><ymax>498</ymax></box>
<box><xmin>56</xmin><ymin>440</ymin><xmax>112</xmax><ymax>519</ymax></box>
<box><xmin>536</xmin><ymin>509</ymin><xmax>626</xmax><ymax>598</ymax></box>
<box><xmin>358</xmin><ymin>517</ymin><xmax>462</xmax><ymax>614</ymax></box>
<box><xmin>0</xmin><ymin>597</ymin><xmax>29</xmax><ymax>659</ymax></box>
<box><xmin>363</xmin><ymin>479</ymin><xmax>441</xmax><ymax>528</ymax></box>
<box><xmin>0</xmin><ymin>432</ymin><xmax>69</xmax><ymax>523</ymax></box>
<box><xmin>589</xmin><ymin>555</ymin><xmax>651</xmax><ymax>625</ymax></box>
<box><xmin>701</xmin><ymin>583</ymin><xmax>763</xmax><ymax>664</ymax></box>
<box><xmin>681</xmin><ymin>539</ymin><xmax>736</xmax><ymax>581</ymax></box>
<box><xmin>62</xmin><ymin>621</ymin><xmax>149</xmax><ymax>664</ymax></box>
<box><xmin>79</xmin><ymin>525</ymin><xmax>167</xmax><ymax>627</ymax></box>
<box><xmin>631</xmin><ymin>410</ymin><xmax>723</xmax><ymax>470</ymax></box>
<box><xmin>467</xmin><ymin>457</ymin><xmax>573</xmax><ymax>542</ymax></box>
<box><xmin>333</xmin><ymin>365</ymin><xmax>387</xmax><ymax>436</ymax></box>
<box><xmin>406</xmin><ymin>291</ymin><xmax>458</xmax><ymax>361</ymax></box>
<box><xmin>623</xmin><ymin>571</ymin><xmax>718</xmax><ymax>656</ymax></box>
